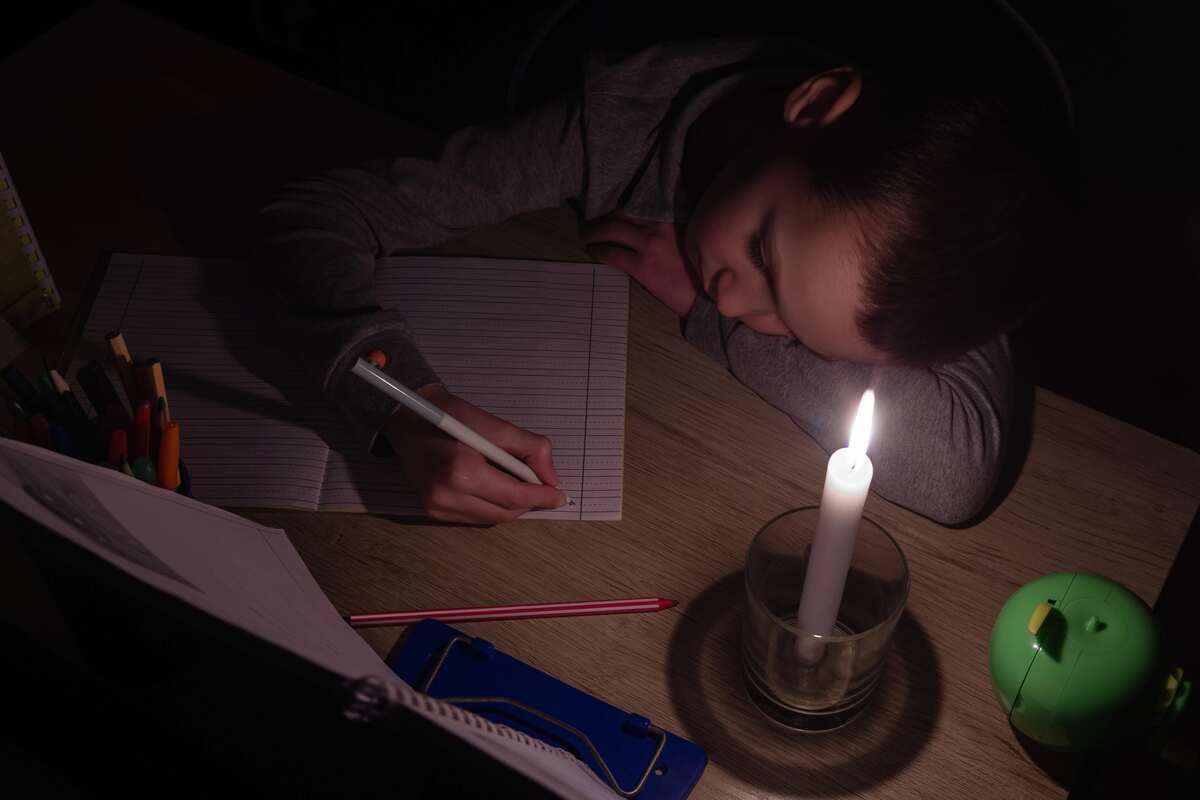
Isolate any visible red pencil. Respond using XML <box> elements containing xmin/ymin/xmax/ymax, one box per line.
<box><xmin>347</xmin><ymin>596</ymin><xmax>677</xmax><ymax>628</ymax></box>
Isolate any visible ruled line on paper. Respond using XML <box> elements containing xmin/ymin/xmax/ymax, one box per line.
<box><xmin>73</xmin><ymin>254</ymin><xmax>629</xmax><ymax>521</ymax></box>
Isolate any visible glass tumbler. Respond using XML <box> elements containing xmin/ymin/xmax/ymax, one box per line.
<box><xmin>742</xmin><ymin>506</ymin><xmax>909</xmax><ymax>731</ymax></box>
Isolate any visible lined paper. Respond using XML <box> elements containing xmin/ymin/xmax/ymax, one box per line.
<box><xmin>74</xmin><ymin>254</ymin><xmax>628</xmax><ymax>520</ymax></box>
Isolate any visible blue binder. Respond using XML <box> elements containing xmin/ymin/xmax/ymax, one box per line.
<box><xmin>388</xmin><ymin>620</ymin><xmax>707</xmax><ymax>799</ymax></box>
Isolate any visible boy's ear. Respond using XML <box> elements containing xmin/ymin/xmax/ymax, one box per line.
<box><xmin>783</xmin><ymin>67</ymin><xmax>863</xmax><ymax>128</ymax></box>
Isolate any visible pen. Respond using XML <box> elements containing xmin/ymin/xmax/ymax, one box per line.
<box><xmin>49</xmin><ymin>368</ymin><xmax>90</xmax><ymax>426</ymax></box>
<box><xmin>347</xmin><ymin>596</ymin><xmax>677</xmax><ymax>628</ymax></box>
<box><xmin>350</xmin><ymin>358</ymin><xmax>574</xmax><ymax>505</ymax></box>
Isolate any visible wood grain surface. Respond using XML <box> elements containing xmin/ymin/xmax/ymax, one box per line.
<box><xmin>2</xmin><ymin>4</ymin><xmax>1198</xmax><ymax>798</ymax></box>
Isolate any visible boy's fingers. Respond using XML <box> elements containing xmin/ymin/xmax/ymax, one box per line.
<box><xmin>585</xmin><ymin>243</ymin><xmax>640</xmax><ymax>275</ymax></box>
<box><xmin>490</xmin><ymin>425</ymin><xmax>561</xmax><ymax>487</ymax></box>
<box><xmin>580</xmin><ymin>216</ymin><xmax>648</xmax><ymax>250</ymax></box>
<box><xmin>468</xmin><ymin>465</ymin><xmax>567</xmax><ymax>511</ymax></box>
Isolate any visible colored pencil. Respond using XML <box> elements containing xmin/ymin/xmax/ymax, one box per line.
<box><xmin>105</xmin><ymin>331</ymin><xmax>138</xmax><ymax>406</ymax></box>
<box><xmin>347</xmin><ymin>596</ymin><xmax>676</xmax><ymax>628</ymax></box>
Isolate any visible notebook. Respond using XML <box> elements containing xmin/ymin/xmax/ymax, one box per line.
<box><xmin>72</xmin><ymin>253</ymin><xmax>628</xmax><ymax>519</ymax></box>
<box><xmin>0</xmin><ymin>437</ymin><xmax>621</xmax><ymax>799</ymax></box>
<box><xmin>0</xmin><ymin>151</ymin><xmax>60</xmax><ymax>329</ymax></box>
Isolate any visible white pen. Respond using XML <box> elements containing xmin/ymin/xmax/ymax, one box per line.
<box><xmin>350</xmin><ymin>359</ymin><xmax>575</xmax><ymax>508</ymax></box>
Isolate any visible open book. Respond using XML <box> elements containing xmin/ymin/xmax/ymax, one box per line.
<box><xmin>0</xmin><ymin>437</ymin><xmax>619</xmax><ymax>798</ymax></box>
<box><xmin>72</xmin><ymin>254</ymin><xmax>628</xmax><ymax>519</ymax></box>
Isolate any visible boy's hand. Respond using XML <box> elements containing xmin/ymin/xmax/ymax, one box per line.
<box><xmin>383</xmin><ymin>384</ymin><xmax>566</xmax><ymax>524</ymax></box>
<box><xmin>581</xmin><ymin>213</ymin><xmax>699</xmax><ymax>316</ymax></box>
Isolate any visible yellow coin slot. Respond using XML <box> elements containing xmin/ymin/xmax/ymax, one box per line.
<box><xmin>1027</xmin><ymin>602</ymin><xmax>1054</xmax><ymax>635</ymax></box>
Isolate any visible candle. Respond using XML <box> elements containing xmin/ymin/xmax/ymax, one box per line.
<box><xmin>795</xmin><ymin>390</ymin><xmax>875</xmax><ymax>657</ymax></box>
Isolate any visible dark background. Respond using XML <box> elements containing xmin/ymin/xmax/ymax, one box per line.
<box><xmin>1</xmin><ymin>2</ymin><xmax>1197</xmax><ymax>798</ymax></box>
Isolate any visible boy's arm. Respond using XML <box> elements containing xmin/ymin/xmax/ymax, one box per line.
<box><xmin>253</xmin><ymin>98</ymin><xmax>584</xmax><ymax>444</ymax></box>
<box><xmin>684</xmin><ymin>297</ymin><xmax>1011</xmax><ymax>526</ymax></box>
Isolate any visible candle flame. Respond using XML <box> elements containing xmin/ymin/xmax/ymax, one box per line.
<box><xmin>848</xmin><ymin>390</ymin><xmax>874</xmax><ymax>468</ymax></box>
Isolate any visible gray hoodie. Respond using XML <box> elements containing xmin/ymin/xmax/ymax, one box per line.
<box><xmin>255</xmin><ymin>39</ymin><xmax>1011</xmax><ymax>525</ymax></box>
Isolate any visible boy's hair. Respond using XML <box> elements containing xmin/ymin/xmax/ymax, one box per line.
<box><xmin>804</xmin><ymin>72</ymin><xmax>1073</xmax><ymax>365</ymax></box>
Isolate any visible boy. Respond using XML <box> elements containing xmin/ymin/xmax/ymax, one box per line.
<box><xmin>255</xmin><ymin>37</ymin><xmax>1067</xmax><ymax>526</ymax></box>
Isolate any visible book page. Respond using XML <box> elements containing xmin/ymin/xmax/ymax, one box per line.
<box><xmin>0</xmin><ymin>438</ymin><xmax>618</xmax><ymax>799</ymax></box>
<box><xmin>0</xmin><ymin>437</ymin><xmax>384</xmax><ymax>679</ymax></box>
<box><xmin>72</xmin><ymin>254</ymin><xmax>628</xmax><ymax>520</ymax></box>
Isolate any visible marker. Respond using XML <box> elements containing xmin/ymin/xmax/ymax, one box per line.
<box><xmin>157</xmin><ymin>422</ymin><xmax>181</xmax><ymax>491</ymax></box>
<box><xmin>1</xmin><ymin>365</ymin><xmax>46</xmax><ymax>414</ymax></box>
<box><xmin>77</xmin><ymin>360</ymin><xmax>134</xmax><ymax>436</ymax></box>
<box><xmin>6</xmin><ymin>400</ymin><xmax>32</xmax><ymax>443</ymax></box>
<box><xmin>146</xmin><ymin>359</ymin><xmax>169</xmax><ymax>429</ymax></box>
<box><xmin>29</xmin><ymin>414</ymin><xmax>52</xmax><ymax>449</ymax></box>
<box><xmin>47</xmin><ymin>422</ymin><xmax>73</xmax><ymax>455</ymax></box>
<box><xmin>49</xmin><ymin>368</ymin><xmax>90</xmax><ymax>425</ymax></box>
<box><xmin>131</xmin><ymin>456</ymin><xmax>156</xmax><ymax>484</ymax></box>
<box><xmin>108</xmin><ymin>429</ymin><xmax>129</xmax><ymax>469</ymax></box>
<box><xmin>35</xmin><ymin>371</ymin><xmax>63</xmax><ymax>416</ymax></box>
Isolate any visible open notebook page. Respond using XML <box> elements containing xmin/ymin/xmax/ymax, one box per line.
<box><xmin>72</xmin><ymin>253</ymin><xmax>628</xmax><ymax>520</ymax></box>
<box><xmin>0</xmin><ymin>439</ymin><xmax>618</xmax><ymax>799</ymax></box>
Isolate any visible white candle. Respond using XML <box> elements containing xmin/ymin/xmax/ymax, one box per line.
<box><xmin>795</xmin><ymin>391</ymin><xmax>875</xmax><ymax>656</ymax></box>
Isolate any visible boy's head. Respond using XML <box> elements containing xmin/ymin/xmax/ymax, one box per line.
<box><xmin>684</xmin><ymin>66</ymin><xmax>1069</xmax><ymax>365</ymax></box>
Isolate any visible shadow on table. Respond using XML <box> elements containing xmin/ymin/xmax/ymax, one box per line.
<box><xmin>666</xmin><ymin>571</ymin><xmax>942</xmax><ymax>796</ymax></box>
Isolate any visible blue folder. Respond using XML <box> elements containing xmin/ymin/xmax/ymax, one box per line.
<box><xmin>388</xmin><ymin>620</ymin><xmax>707</xmax><ymax>799</ymax></box>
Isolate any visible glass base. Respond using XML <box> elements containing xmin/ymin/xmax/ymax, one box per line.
<box><xmin>742</xmin><ymin>663</ymin><xmax>873</xmax><ymax>732</ymax></box>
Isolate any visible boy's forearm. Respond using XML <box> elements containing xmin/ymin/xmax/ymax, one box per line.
<box><xmin>252</xmin><ymin>97</ymin><xmax>586</xmax><ymax>448</ymax></box>
<box><xmin>684</xmin><ymin>297</ymin><xmax>1012</xmax><ymax>525</ymax></box>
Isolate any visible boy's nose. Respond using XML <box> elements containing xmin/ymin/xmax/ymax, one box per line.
<box><xmin>709</xmin><ymin>268</ymin><xmax>757</xmax><ymax>318</ymax></box>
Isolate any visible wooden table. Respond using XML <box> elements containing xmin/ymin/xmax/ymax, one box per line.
<box><xmin>3</xmin><ymin>3</ymin><xmax>1198</xmax><ymax>797</ymax></box>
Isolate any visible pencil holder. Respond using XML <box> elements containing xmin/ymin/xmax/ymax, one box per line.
<box><xmin>742</xmin><ymin>507</ymin><xmax>909</xmax><ymax>731</ymax></box>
